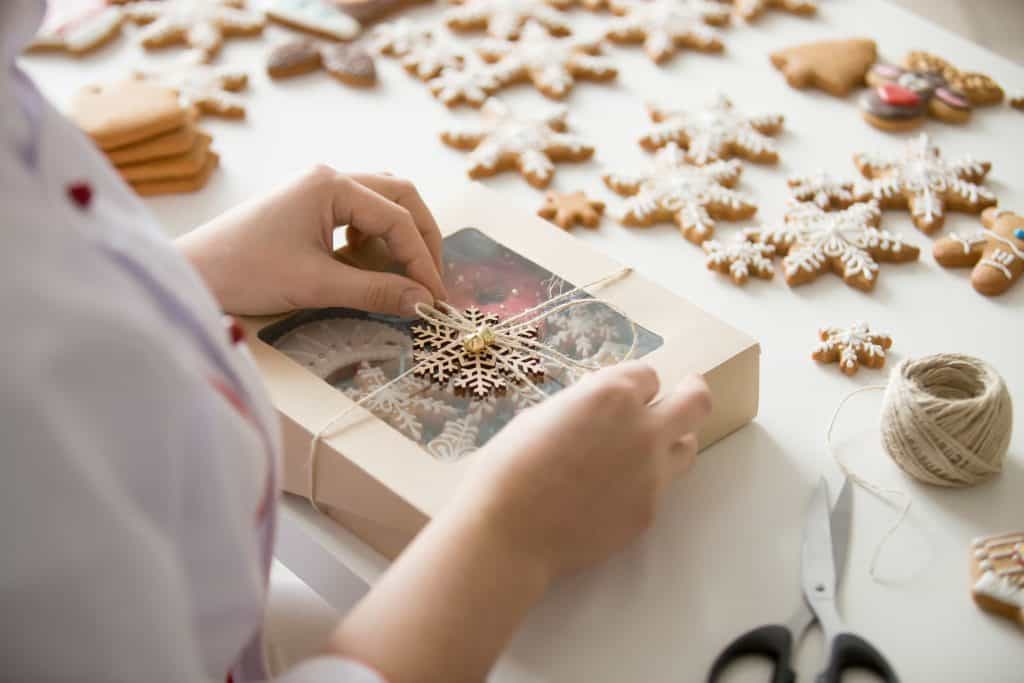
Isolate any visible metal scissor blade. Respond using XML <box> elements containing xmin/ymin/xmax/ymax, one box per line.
<box><xmin>801</xmin><ymin>478</ymin><xmax>838</xmax><ymax>602</ymax></box>
<box><xmin>830</xmin><ymin>477</ymin><xmax>853</xmax><ymax>589</ymax></box>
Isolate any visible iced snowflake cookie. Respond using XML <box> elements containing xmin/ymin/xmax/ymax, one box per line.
<box><xmin>135</xmin><ymin>56</ymin><xmax>249</xmax><ymax>118</ymax></box>
<box><xmin>122</xmin><ymin>0</ymin><xmax>265</xmax><ymax>63</ymax></box>
<box><xmin>639</xmin><ymin>94</ymin><xmax>784</xmax><ymax>164</ymax></box>
<box><xmin>603</xmin><ymin>142</ymin><xmax>756</xmax><ymax>244</ymax></box>
<box><xmin>267</xmin><ymin>39</ymin><xmax>377</xmax><ymax>86</ymax></box>
<box><xmin>605</xmin><ymin>0</ymin><xmax>729</xmax><ymax>65</ymax></box>
<box><xmin>27</xmin><ymin>0</ymin><xmax>126</xmax><ymax>55</ymax></box>
<box><xmin>444</xmin><ymin>0</ymin><xmax>571</xmax><ymax>40</ymax></box>
<box><xmin>538</xmin><ymin>190</ymin><xmax>605</xmax><ymax>229</ymax></box>
<box><xmin>770</xmin><ymin>38</ymin><xmax>878</xmax><ymax>97</ymax></box>
<box><xmin>477</xmin><ymin>22</ymin><xmax>617</xmax><ymax>100</ymax></box>
<box><xmin>440</xmin><ymin>98</ymin><xmax>594</xmax><ymax>188</ymax></box>
<box><xmin>266</xmin><ymin>0</ymin><xmax>361</xmax><ymax>42</ymax></box>
<box><xmin>969</xmin><ymin>532</ymin><xmax>1024</xmax><ymax>627</ymax></box>
<box><xmin>788</xmin><ymin>171</ymin><xmax>856</xmax><ymax>210</ymax></box>
<box><xmin>703</xmin><ymin>237</ymin><xmax>775</xmax><ymax>285</ymax></box>
<box><xmin>371</xmin><ymin>18</ymin><xmax>432</xmax><ymax>56</ymax></box>
<box><xmin>934</xmin><ymin>208</ymin><xmax>1024</xmax><ymax>297</ymax></box>
<box><xmin>426</xmin><ymin>57</ymin><xmax>512</xmax><ymax>107</ymax></box>
<box><xmin>718</xmin><ymin>0</ymin><xmax>816</xmax><ymax>22</ymax></box>
<box><xmin>853</xmin><ymin>133</ymin><xmax>996</xmax><ymax>234</ymax></box>
<box><xmin>747</xmin><ymin>201</ymin><xmax>919</xmax><ymax>291</ymax></box>
<box><xmin>861</xmin><ymin>51</ymin><xmax>1004</xmax><ymax>132</ymax></box>
<box><xmin>812</xmin><ymin>322</ymin><xmax>892</xmax><ymax>376</ymax></box>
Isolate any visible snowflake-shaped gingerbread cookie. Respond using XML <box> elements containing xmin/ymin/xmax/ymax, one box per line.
<box><xmin>427</xmin><ymin>58</ymin><xmax>512</xmax><ymax>107</ymax></box>
<box><xmin>477</xmin><ymin>22</ymin><xmax>617</xmax><ymax>99</ymax></box>
<box><xmin>345</xmin><ymin>363</ymin><xmax>459</xmax><ymax>442</ymax></box>
<box><xmin>603</xmin><ymin>142</ymin><xmax>756</xmax><ymax>243</ymax></box>
<box><xmin>371</xmin><ymin>18</ymin><xmax>433</xmax><ymax>56</ymax></box>
<box><xmin>135</xmin><ymin>55</ymin><xmax>249</xmax><ymax>118</ymax></box>
<box><xmin>747</xmin><ymin>201</ymin><xmax>919</xmax><ymax>291</ymax></box>
<box><xmin>444</xmin><ymin>0</ymin><xmax>571</xmax><ymax>40</ymax></box>
<box><xmin>812</xmin><ymin>322</ymin><xmax>892</xmax><ymax>376</ymax></box>
<box><xmin>639</xmin><ymin>94</ymin><xmax>784</xmax><ymax>164</ymax></box>
<box><xmin>605</xmin><ymin>0</ymin><xmax>729</xmax><ymax>65</ymax></box>
<box><xmin>703</xmin><ymin>237</ymin><xmax>775</xmax><ymax>285</ymax></box>
<box><xmin>440</xmin><ymin>98</ymin><xmax>594</xmax><ymax>188</ymax></box>
<box><xmin>787</xmin><ymin>171</ymin><xmax>856</xmax><ymax>210</ymax></box>
<box><xmin>123</xmin><ymin>0</ymin><xmax>265</xmax><ymax>62</ymax></box>
<box><xmin>853</xmin><ymin>133</ymin><xmax>997</xmax><ymax>234</ymax></box>
<box><xmin>723</xmin><ymin>0</ymin><xmax>817</xmax><ymax>22</ymax></box>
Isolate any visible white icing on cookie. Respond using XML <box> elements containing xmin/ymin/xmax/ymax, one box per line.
<box><xmin>814</xmin><ymin>322</ymin><xmax>890</xmax><ymax>373</ymax></box>
<box><xmin>123</xmin><ymin>0</ymin><xmax>265</xmax><ymax>61</ymax></box>
<box><xmin>135</xmin><ymin>55</ymin><xmax>249</xmax><ymax>118</ymax></box>
<box><xmin>972</xmin><ymin>533</ymin><xmax>1024</xmax><ymax>610</ymax></box>
<box><xmin>267</xmin><ymin>0</ymin><xmax>361</xmax><ymax>41</ymax></box>
<box><xmin>605</xmin><ymin>0</ymin><xmax>728</xmax><ymax>64</ymax></box>
<box><xmin>788</xmin><ymin>170</ymin><xmax>856</xmax><ymax>210</ymax></box>
<box><xmin>444</xmin><ymin>0</ymin><xmax>570</xmax><ymax>40</ymax></box>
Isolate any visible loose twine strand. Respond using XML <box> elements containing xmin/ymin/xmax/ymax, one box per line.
<box><xmin>826</xmin><ymin>353</ymin><xmax>1011</xmax><ymax>583</ymax></box>
<box><xmin>305</xmin><ymin>267</ymin><xmax>638</xmax><ymax>513</ymax></box>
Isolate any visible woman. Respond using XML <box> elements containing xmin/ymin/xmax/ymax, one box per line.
<box><xmin>1</xmin><ymin>3</ymin><xmax>711</xmax><ymax>681</ymax></box>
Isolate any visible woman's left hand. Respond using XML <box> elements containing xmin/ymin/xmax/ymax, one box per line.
<box><xmin>177</xmin><ymin>165</ymin><xmax>448</xmax><ymax>316</ymax></box>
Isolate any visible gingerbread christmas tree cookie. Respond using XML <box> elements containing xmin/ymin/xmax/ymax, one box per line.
<box><xmin>538</xmin><ymin>191</ymin><xmax>605</xmax><ymax>229</ymax></box>
<box><xmin>770</xmin><ymin>38</ymin><xmax>877</xmax><ymax>97</ymax></box>
<box><xmin>604</xmin><ymin>0</ymin><xmax>729</xmax><ymax>65</ymax></box>
<box><xmin>747</xmin><ymin>201</ymin><xmax>919</xmax><ymax>291</ymax></box>
<box><xmin>853</xmin><ymin>133</ymin><xmax>996</xmax><ymax>234</ymax></box>
<box><xmin>721</xmin><ymin>0</ymin><xmax>816</xmax><ymax>21</ymax></box>
<box><xmin>444</xmin><ymin>0</ymin><xmax>571</xmax><ymax>40</ymax></box>
<box><xmin>122</xmin><ymin>0</ymin><xmax>265</xmax><ymax>63</ymax></box>
<box><xmin>603</xmin><ymin>142</ymin><xmax>756</xmax><ymax>244</ymax></box>
<box><xmin>639</xmin><ymin>94</ymin><xmax>784</xmax><ymax>164</ymax></box>
<box><xmin>812</xmin><ymin>322</ymin><xmax>892</xmax><ymax>376</ymax></box>
<box><xmin>934</xmin><ymin>208</ymin><xmax>1024</xmax><ymax>297</ymax></box>
<box><xmin>703</xmin><ymin>237</ymin><xmax>775</xmax><ymax>285</ymax></box>
<box><xmin>440</xmin><ymin>98</ymin><xmax>594</xmax><ymax>188</ymax></box>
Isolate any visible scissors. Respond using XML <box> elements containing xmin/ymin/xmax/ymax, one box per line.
<box><xmin>708</xmin><ymin>477</ymin><xmax>899</xmax><ymax>683</ymax></box>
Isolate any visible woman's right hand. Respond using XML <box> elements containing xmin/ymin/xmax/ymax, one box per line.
<box><xmin>460</xmin><ymin>361</ymin><xmax>712</xmax><ymax>583</ymax></box>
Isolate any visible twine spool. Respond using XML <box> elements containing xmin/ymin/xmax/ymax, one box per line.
<box><xmin>880</xmin><ymin>353</ymin><xmax>1011</xmax><ymax>487</ymax></box>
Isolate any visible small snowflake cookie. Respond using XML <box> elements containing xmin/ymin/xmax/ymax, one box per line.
<box><xmin>135</xmin><ymin>55</ymin><xmax>249</xmax><ymax>118</ymax></box>
<box><xmin>477</xmin><ymin>22</ymin><xmax>617</xmax><ymax>100</ymax></box>
<box><xmin>703</xmin><ymin>237</ymin><xmax>775</xmax><ymax>285</ymax></box>
<box><xmin>969</xmin><ymin>532</ymin><xmax>1024</xmax><ymax>627</ymax></box>
<box><xmin>934</xmin><ymin>208</ymin><xmax>1024</xmax><ymax>297</ymax></box>
<box><xmin>812</xmin><ymin>322</ymin><xmax>892</xmax><ymax>376</ymax></box>
<box><xmin>720</xmin><ymin>0</ymin><xmax>817</xmax><ymax>22</ymax></box>
<box><xmin>604</xmin><ymin>0</ymin><xmax>729</xmax><ymax>65</ymax></box>
<box><xmin>122</xmin><ymin>0</ymin><xmax>265</xmax><ymax>63</ymax></box>
<box><xmin>538</xmin><ymin>190</ymin><xmax>605</xmax><ymax>229</ymax></box>
<box><xmin>787</xmin><ymin>170</ymin><xmax>856</xmax><ymax>210</ymax></box>
<box><xmin>747</xmin><ymin>200</ymin><xmax>919</xmax><ymax>291</ymax></box>
<box><xmin>853</xmin><ymin>133</ymin><xmax>996</xmax><ymax>234</ymax></box>
<box><xmin>426</xmin><ymin>57</ymin><xmax>512</xmax><ymax>107</ymax></box>
<box><xmin>444</xmin><ymin>0</ymin><xmax>571</xmax><ymax>40</ymax></box>
<box><xmin>639</xmin><ymin>94</ymin><xmax>784</xmax><ymax>164</ymax></box>
<box><xmin>603</xmin><ymin>142</ymin><xmax>756</xmax><ymax>244</ymax></box>
<box><xmin>440</xmin><ymin>98</ymin><xmax>594</xmax><ymax>188</ymax></box>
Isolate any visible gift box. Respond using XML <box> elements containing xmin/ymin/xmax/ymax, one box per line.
<box><xmin>241</xmin><ymin>183</ymin><xmax>760</xmax><ymax>559</ymax></box>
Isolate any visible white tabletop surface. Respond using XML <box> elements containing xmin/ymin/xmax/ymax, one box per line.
<box><xmin>22</xmin><ymin>1</ymin><xmax>1024</xmax><ymax>680</ymax></box>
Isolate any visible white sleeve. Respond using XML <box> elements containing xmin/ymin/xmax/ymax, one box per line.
<box><xmin>276</xmin><ymin>658</ymin><xmax>387</xmax><ymax>683</ymax></box>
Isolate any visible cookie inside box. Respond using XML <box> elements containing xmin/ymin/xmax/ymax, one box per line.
<box><xmin>258</xmin><ymin>227</ymin><xmax>663</xmax><ymax>461</ymax></box>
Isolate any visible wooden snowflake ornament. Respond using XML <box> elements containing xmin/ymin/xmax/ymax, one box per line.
<box><xmin>605</xmin><ymin>0</ymin><xmax>729</xmax><ymax>65</ymax></box>
<box><xmin>703</xmin><ymin>237</ymin><xmax>775</xmax><ymax>285</ymax></box>
<box><xmin>854</xmin><ymin>133</ymin><xmax>997</xmax><ymax>234</ymax></box>
<box><xmin>123</xmin><ymin>0</ymin><xmax>265</xmax><ymax>63</ymax></box>
<box><xmin>639</xmin><ymin>94</ymin><xmax>784</xmax><ymax>164</ymax></box>
<box><xmin>747</xmin><ymin>201</ymin><xmax>919</xmax><ymax>291</ymax></box>
<box><xmin>444</xmin><ymin>0</ymin><xmax>571</xmax><ymax>40</ymax></box>
<box><xmin>412</xmin><ymin>307</ymin><xmax>545</xmax><ymax>398</ymax></box>
<box><xmin>812</xmin><ymin>322</ymin><xmax>892</xmax><ymax>376</ymax></box>
<box><xmin>603</xmin><ymin>142</ymin><xmax>756</xmax><ymax>244</ymax></box>
<box><xmin>440</xmin><ymin>98</ymin><xmax>594</xmax><ymax>188</ymax></box>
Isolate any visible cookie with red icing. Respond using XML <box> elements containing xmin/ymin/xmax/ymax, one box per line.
<box><xmin>860</xmin><ymin>51</ymin><xmax>1004</xmax><ymax>132</ymax></box>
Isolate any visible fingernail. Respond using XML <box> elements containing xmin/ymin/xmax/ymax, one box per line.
<box><xmin>400</xmin><ymin>289</ymin><xmax>432</xmax><ymax>318</ymax></box>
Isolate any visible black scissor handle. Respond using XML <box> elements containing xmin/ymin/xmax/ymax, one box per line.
<box><xmin>815</xmin><ymin>632</ymin><xmax>899</xmax><ymax>683</ymax></box>
<box><xmin>707</xmin><ymin>624</ymin><xmax>796</xmax><ymax>683</ymax></box>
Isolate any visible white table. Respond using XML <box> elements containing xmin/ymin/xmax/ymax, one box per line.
<box><xmin>23</xmin><ymin>1</ymin><xmax>1024</xmax><ymax>680</ymax></box>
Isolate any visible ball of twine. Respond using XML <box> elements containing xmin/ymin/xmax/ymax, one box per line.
<box><xmin>880</xmin><ymin>353</ymin><xmax>1012</xmax><ymax>487</ymax></box>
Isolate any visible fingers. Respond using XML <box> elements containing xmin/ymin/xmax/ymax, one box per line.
<box><xmin>652</xmin><ymin>374</ymin><xmax>711</xmax><ymax>434</ymax></box>
<box><xmin>309</xmin><ymin>260</ymin><xmax>433</xmax><ymax>317</ymax></box>
<box><xmin>592</xmin><ymin>361</ymin><xmax>660</xmax><ymax>406</ymax></box>
<box><xmin>665</xmin><ymin>432</ymin><xmax>699</xmax><ymax>478</ymax></box>
<box><xmin>349</xmin><ymin>174</ymin><xmax>445</xmax><ymax>276</ymax></box>
<box><xmin>324</xmin><ymin>172</ymin><xmax>447</xmax><ymax>303</ymax></box>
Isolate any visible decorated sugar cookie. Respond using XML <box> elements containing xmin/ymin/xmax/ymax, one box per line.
<box><xmin>440</xmin><ymin>98</ymin><xmax>594</xmax><ymax>188</ymax></box>
<box><xmin>934</xmin><ymin>208</ymin><xmax>1024</xmax><ymax>297</ymax></box>
<box><xmin>861</xmin><ymin>51</ymin><xmax>1004</xmax><ymax>132</ymax></box>
<box><xmin>371</xmin><ymin>18</ymin><xmax>433</xmax><ymax>56</ymax></box>
<box><xmin>122</xmin><ymin>0</ymin><xmax>265</xmax><ymax>63</ymax></box>
<box><xmin>538</xmin><ymin>190</ymin><xmax>605</xmax><ymax>229</ymax></box>
<box><xmin>787</xmin><ymin>171</ymin><xmax>856</xmax><ymax>210</ymax></box>
<box><xmin>402</xmin><ymin>34</ymin><xmax>474</xmax><ymax>80</ymax></box>
<box><xmin>267</xmin><ymin>39</ymin><xmax>377</xmax><ymax>87</ymax></box>
<box><xmin>266</xmin><ymin>0</ymin><xmax>361</xmax><ymax>42</ymax></box>
<box><xmin>444</xmin><ymin>0</ymin><xmax>571</xmax><ymax>40</ymax></box>
<box><xmin>427</xmin><ymin>61</ymin><xmax>509</xmax><ymax>107</ymax></box>
<box><xmin>604</xmin><ymin>0</ymin><xmax>729</xmax><ymax>65</ymax></box>
<box><xmin>969</xmin><ymin>533</ymin><xmax>1024</xmax><ymax>626</ymax></box>
<box><xmin>136</xmin><ymin>56</ymin><xmax>249</xmax><ymax>118</ymax></box>
<box><xmin>477</xmin><ymin>22</ymin><xmax>617</xmax><ymax>100</ymax></box>
<box><xmin>746</xmin><ymin>201</ymin><xmax>919</xmax><ymax>291</ymax></box>
<box><xmin>703</xmin><ymin>237</ymin><xmax>775</xmax><ymax>285</ymax></box>
<box><xmin>603</xmin><ymin>142</ymin><xmax>756</xmax><ymax>244</ymax></box>
<box><xmin>721</xmin><ymin>0</ymin><xmax>816</xmax><ymax>22</ymax></box>
<box><xmin>28</xmin><ymin>0</ymin><xmax>126</xmax><ymax>55</ymax></box>
<box><xmin>769</xmin><ymin>38</ymin><xmax>878</xmax><ymax>97</ymax></box>
<box><xmin>812</xmin><ymin>322</ymin><xmax>892</xmax><ymax>376</ymax></box>
<box><xmin>639</xmin><ymin>94</ymin><xmax>784</xmax><ymax>164</ymax></box>
<box><xmin>853</xmin><ymin>133</ymin><xmax>996</xmax><ymax>234</ymax></box>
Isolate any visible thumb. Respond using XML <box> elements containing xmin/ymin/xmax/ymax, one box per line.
<box><xmin>312</xmin><ymin>260</ymin><xmax>434</xmax><ymax>318</ymax></box>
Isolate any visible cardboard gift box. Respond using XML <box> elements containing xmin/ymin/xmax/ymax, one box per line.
<box><xmin>241</xmin><ymin>183</ymin><xmax>760</xmax><ymax>559</ymax></box>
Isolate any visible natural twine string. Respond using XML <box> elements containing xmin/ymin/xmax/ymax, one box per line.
<box><xmin>305</xmin><ymin>267</ymin><xmax>638</xmax><ymax>513</ymax></box>
<box><xmin>827</xmin><ymin>353</ymin><xmax>1011</xmax><ymax>582</ymax></box>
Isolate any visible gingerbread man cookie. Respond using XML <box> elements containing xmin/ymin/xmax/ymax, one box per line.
<box><xmin>721</xmin><ymin>0</ymin><xmax>816</xmax><ymax>22</ymax></box>
<box><xmin>812</xmin><ymin>322</ymin><xmax>892</xmax><ymax>376</ymax></box>
<box><xmin>703</xmin><ymin>237</ymin><xmax>775</xmax><ymax>285</ymax></box>
<box><xmin>861</xmin><ymin>51</ymin><xmax>1004</xmax><ymax>132</ymax></box>
<box><xmin>934</xmin><ymin>208</ymin><xmax>1024</xmax><ymax>297</ymax></box>
<box><xmin>266</xmin><ymin>0</ymin><xmax>362</xmax><ymax>42</ymax></box>
<box><xmin>538</xmin><ymin>191</ymin><xmax>604</xmax><ymax>229</ymax></box>
<box><xmin>969</xmin><ymin>533</ymin><xmax>1024</xmax><ymax>627</ymax></box>
<box><xmin>603</xmin><ymin>142</ymin><xmax>756</xmax><ymax>244</ymax></box>
<box><xmin>747</xmin><ymin>201</ymin><xmax>919</xmax><ymax>291</ymax></box>
<box><xmin>605</xmin><ymin>0</ymin><xmax>729</xmax><ymax>65</ymax></box>
<box><xmin>135</xmin><ymin>56</ymin><xmax>249</xmax><ymax>118</ymax></box>
<box><xmin>787</xmin><ymin>171</ymin><xmax>856</xmax><ymax>210</ymax></box>
<box><xmin>440</xmin><ymin>98</ymin><xmax>594</xmax><ymax>188</ymax></box>
<box><xmin>770</xmin><ymin>38</ymin><xmax>878</xmax><ymax>97</ymax></box>
<box><xmin>639</xmin><ymin>94</ymin><xmax>784</xmax><ymax>164</ymax></box>
<box><xmin>853</xmin><ymin>133</ymin><xmax>996</xmax><ymax>234</ymax></box>
<box><xmin>123</xmin><ymin>0</ymin><xmax>265</xmax><ymax>62</ymax></box>
<box><xmin>444</xmin><ymin>0</ymin><xmax>571</xmax><ymax>40</ymax></box>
